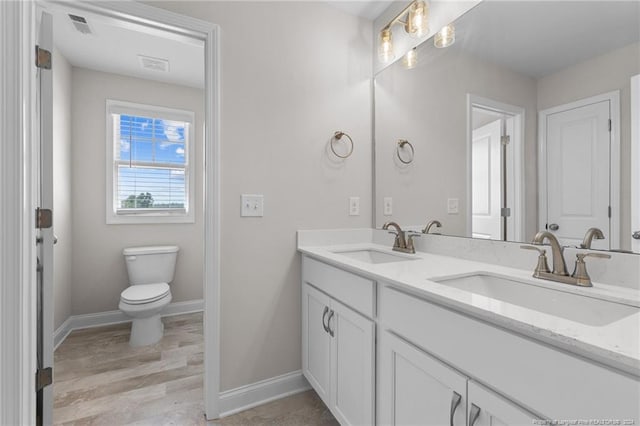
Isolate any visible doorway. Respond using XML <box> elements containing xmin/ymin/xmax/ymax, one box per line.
<box><xmin>34</xmin><ymin>1</ymin><xmax>220</xmax><ymax>422</ymax></box>
<box><xmin>538</xmin><ymin>91</ymin><xmax>620</xmax><ymax>250</ymax></box>
<box><xmin>467</xmin><ymin>95</ymin><xmax>525</xmax><ymax>242</ymax></box>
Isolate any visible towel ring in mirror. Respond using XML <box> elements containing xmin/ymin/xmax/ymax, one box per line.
<box><xmin>397</xmin><ymin>139</ymin><xmax>414</xmax><ymax>164</ymax></box>
<box><xmin>331</xmin><ymin>131</ymin><xmax>354</xmax><ymax>159</ymax></box>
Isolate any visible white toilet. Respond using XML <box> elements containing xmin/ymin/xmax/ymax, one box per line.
<box><xmin>119</xmin><ymin>245</ymin><xmax>179</xmax><ymax>346</ymax></box>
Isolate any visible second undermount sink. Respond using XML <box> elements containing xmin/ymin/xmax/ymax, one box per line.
<box><xmin>432</xmin><ymin>272</ymin><xmax>639</xmax><ymax>326</ymax></box>
<box><xmin>332</xmin><ymin>249</ymin><xmax>418</xmax><ymax>264</ymax></box>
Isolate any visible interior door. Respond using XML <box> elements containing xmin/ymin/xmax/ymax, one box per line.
<box><xmin>545</xmin><ymin>99</ymin><xmax>611</xmax><ymax>249</ymax></box>
<box><xmin>631</xmin><ymin>74</ymin><xmax>640</xmax><ymax>252</ymax></box>
<box><xmin>36</xmin><ymin>10</ymin><xmax>55</xmax><ymax>426</ymax></box>
<box><xmin>472</xmin><ymin>119</ymin><xmax>502</xmax><ymax>240</ymax></box>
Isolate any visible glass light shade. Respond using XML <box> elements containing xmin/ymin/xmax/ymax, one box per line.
<box><xmin>403</xmin><ymin>48</ymin><xmax>417</xmax><ymax>69</ymax></box>
<box><xmin>434</xmin><ymin>24</ymin><xmax>455</xmax><ymax>48</ymax></box>
<box><xmin>378</xmin><ymin>29</ymin><xmax>395</xmax><ymax>63</ymax></box>
<box><xmin>406</xmin><ymin>0</ymin><xmax>429</xmax><ymax>38</ymax></box>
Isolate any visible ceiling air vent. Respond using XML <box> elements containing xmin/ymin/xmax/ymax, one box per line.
<box><xmin>68</xmin><ymin>14</ymin><xmax>93</xmax><ymax>35</ymax></box>
<box><xmin>138</xmin><ymin>55</ymin><xmax>170</xmax><ymax>73</ymax></box>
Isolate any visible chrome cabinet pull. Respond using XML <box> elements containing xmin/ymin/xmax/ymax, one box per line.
<box><xmin>322</xmin><ymin>306</ymin><xmax>329</xmax><ymax>333</ymax></box>
<box><xmin>327</xmin><ymin>310</ymin><xmax>335</xmax><ymax>337</ymax></box>
<box><xmin>548</xmin><ymin>223</ymin><xmax>559</xmax><ymax>231</ymax></box>
<box><xmin>633</xmin><ymin>231</ymin><xmax>640</xmax><ymax>240</ymax></box>
<box><xmin>449</xmin><ymin>391</ymin><xmax>462</xmax><ymax>426</ymax></box>
<box><xmin>469</xmin><ymin>403</ymin><xmax>481</xmax><ymax>426</ymax></box>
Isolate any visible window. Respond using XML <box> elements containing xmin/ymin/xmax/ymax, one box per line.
<box><xmin>106</xmin><ymin>100</ymin><xmax>195</xmax><ymax>224</ymax></box>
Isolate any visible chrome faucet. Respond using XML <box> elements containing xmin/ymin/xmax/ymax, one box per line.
<box><xmin>422</xmin><ymin>220</ymin><xmax>442</xmax><ymax>234</ymax></box>
<box><xmin>522</xmin><ymin>231</ymin><xmax>610</xmax><ymax>287</ymax></box>
<box><xmin>580</xmin><ymin>228</ymin><xmax>604</xmax><ymax>249</ymax></box>
<box><xmin>531</xmin><ymin>231</ymin><xmax>568</xmax><ymax>276</ymax></box>
<box><xmin>382</xmin><ymin>222</ymin><xmax>417</xmax><ymax>254</ymax></box>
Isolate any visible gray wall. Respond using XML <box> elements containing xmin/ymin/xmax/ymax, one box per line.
<box><xmin>70</xmin><ymin>68</ymin><xmax>205</xmax><ymax>315</ymax></box>
<box><xmin>538</xmin><ymin>42</ymin><xmax>640</xmax><ymax>250</ymax></box>
<box><xmin>53</xmin><ymin>48</ymin><xmax>73</xmax><ymax>330</ymax></box>
<box><xmin>145</xmin><ymin>1</ymin><xmax>373</xmax><ymax>392</ymax></box>
<box><xmin>375</xmin><ymin>47</ymin><xmax>538</xmax><ymax>238</ymax></box>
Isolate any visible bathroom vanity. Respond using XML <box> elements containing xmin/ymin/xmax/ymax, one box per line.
<box><xmin>298</xmin><ymin>230</ymin><xmax>640</xmax><ymax>425</ymax></box>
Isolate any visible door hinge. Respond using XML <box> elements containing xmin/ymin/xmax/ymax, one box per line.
<box><xmin>35</xmin><ymin>367</ymin><xmax>53</xmax><ymax>391</ymax></box>
<box><xmin>501</xmin><ymin>135</ymin><xmax>510</xmax><ymax>145</ymax></box>
<box><xmin>35</xmin><ymin>46</ymin><xmax>52</xmax><ymax>69</ymax></box>
<box><xmin>36</xmin><ymin>208</ymin><xmax>53</xmax><ymax>229</ymax></box>
<box><xmin>500</xmin><ymin>207</ymin><xmax>511</xmax><ymax>217</ymax></box>
<box><xmin>608</xmin><ymin>206</ymin><xmax>612</xmax><ymax>218</ymax></box>
<box><xmin>608</xmin><ymin>119</ymin><xmax>612</xmax><ymax>132</ymax></box>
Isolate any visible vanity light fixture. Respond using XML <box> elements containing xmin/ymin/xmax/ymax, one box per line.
<box><xmin>434</xmin><ymin>24</ymin><xmax>455</xmax><ymax>48</ymax></box>
<box><xmin>378</xmin><ymin>0</ymin><xmax>429</xmax><ymax>63</ymax></box>
<box><xmin>403</xmin><ymin>47</ymin><xmax>418</xmax><ymax>69</ymax></box>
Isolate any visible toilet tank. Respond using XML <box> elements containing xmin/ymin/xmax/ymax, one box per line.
<box><xmin>123</xmin><ymin>245</ymin><xmax>179</xmax><ymax>285</ymax></box>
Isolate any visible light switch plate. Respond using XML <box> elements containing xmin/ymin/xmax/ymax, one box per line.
<box><xmin>383</xmin><ymin>197</ymin><xmax>393</xmax><ymax>216</ymax></box>
<box><xmin>447</xmin><ymin>198</ymin><xmax>459</xmax><ymax>214</ymax></box>
<box><xmin>349</xmin><ymin>197</ymin><xmax>360</xmax><ymax>216</ymax></box>
<box><xmin>241</xmin><ymin>194</ymin><xmax>264</xmax><ymax>217</ymax></box>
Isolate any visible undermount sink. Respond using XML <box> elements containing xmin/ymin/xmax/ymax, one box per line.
<box><xmin>332</xmin><ymin>249</ymin><xmax>418</xmax><ymax>264</ymax></box>
<box><xmin>432</xmin><ymin>272</ymin><xmax>639</xmax><ymax>326</ymax></box>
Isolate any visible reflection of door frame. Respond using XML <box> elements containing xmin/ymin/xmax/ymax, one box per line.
<box><xmin>538</xmin><ymin>91</ymin><xmax>620</xmax><ymax>249</ymax></box>
<box><xmin>1</xmin><ymin>1</ymin><xmax>221</xmax><ymax>422</ymax></box>
<box><xmin>466</xmin><ymin>94</ymin><xmax>525</xmax><ymax>241</ymax></box>
<box><xmin>631</xmin><ymin>75</ymin><xmax>640</xmax><ymax>251</ymax></box>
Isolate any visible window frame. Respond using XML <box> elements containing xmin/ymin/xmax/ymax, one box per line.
<box><xmin>106</xmin><ymin>99</ymin><xmax>196</xmax><ymax>224</ymax></box>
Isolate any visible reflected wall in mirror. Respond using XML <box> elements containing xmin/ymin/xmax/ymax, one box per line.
<box><xmin>374</xmin><ymin>0</ymin><xmax>640</xmax><ymax>252</ymax></box>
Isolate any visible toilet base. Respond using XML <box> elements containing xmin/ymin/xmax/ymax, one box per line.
<box><xmin>130</xmin><ymin>314</ymin><xmax>164</xmax><ymax>347</ymax></box>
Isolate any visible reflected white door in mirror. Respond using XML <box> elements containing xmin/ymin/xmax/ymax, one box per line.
<box><xmin>539</xmin><ymin>91</ymin><xmax>620</xmax><ymax>250</ymax></box>
<box><xmin>632</xmin><ymin>74</ymin><xmax>640</xmax><ymax>252</ymax></box>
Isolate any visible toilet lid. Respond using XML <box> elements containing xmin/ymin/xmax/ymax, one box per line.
<box><xmin>121</xmin><ymin>283</ymin><xmax>170</xmax><ymax>305</ymax></box>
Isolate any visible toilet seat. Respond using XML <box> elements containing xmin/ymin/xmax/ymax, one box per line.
<box><xmin>121</xmin><ymin>283</ymin><xmax>170</xmax><ymax>305</ymax></box>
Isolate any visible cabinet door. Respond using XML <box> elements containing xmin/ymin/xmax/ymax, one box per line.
<box><xmin>302</xmin><ymin>283</ymin><xmax>332</xmax><ymax>405</ymax></box>
<box><xmin>329</xmin><ymin>299</ymin><xmax>375</xmax><ymax>426</ymax></box>
<box><xmin>378</xmin><ymin>331</ymin><xmax>467</xmax><ymax>426</ymax></box>
<box><xmin>467</xmin><ymin>381</ymin><xmax>539</xmax><ymax>426</ymax></box>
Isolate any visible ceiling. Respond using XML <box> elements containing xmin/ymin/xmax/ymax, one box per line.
<box><xmin>49</xmin><ymin>4</ymin><xmax>204</xmax><ymax>89</ymax></box>
<box><xmin>451</xmin><ymin>1</ymin><xmax>640</xmax><ymax>78</ymax></box>
<box><xmin>326</xmin><ymin>0</ymin><xmax>394</xmax><ymax>20</ymax></box>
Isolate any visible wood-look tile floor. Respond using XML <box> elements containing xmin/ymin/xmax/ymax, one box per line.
<box><xmin>54</xmin><ymin>312</ymin><xmax>338</xmax><ymax>426</ymax></box>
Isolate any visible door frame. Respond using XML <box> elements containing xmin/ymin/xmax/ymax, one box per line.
<box><xmin>466</xmin><ymin>94</ymin><xmax>526</xmax><ymax>242</ymax></box>
<box><xmin>631</xmin><ymin>75</ymin><xmax>640</xmax><ymax>251</ymax></box>
<box><xmin>0</xmin><ymin>1</ymin><xmax>222</xmax><ymax>421</ymax></box>
<box><xmin>538</xmin><ymin>91</ymin><xmax>620</xmax><ymax>249</ymax></box>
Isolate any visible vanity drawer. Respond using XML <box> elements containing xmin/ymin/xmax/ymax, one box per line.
<box><xmin>302</xmin><ymin>256</ymin><xmax>375</xmax><ymax>318</ymax></box>
<box><xmin>379</xmin><ymin>284</ymin><xmax>640</xmax><ymax>421</ymax></box>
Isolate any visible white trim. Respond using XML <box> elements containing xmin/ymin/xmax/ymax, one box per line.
<box><xmin>219</xmin><ymin>371</ymin><xmax>311</xmax><ymax>418</ymax></box>
<box><xmin>538</xmin><ymin>91</ymin><xmax>621</xmax><ymax>249</ymax></box>
<box><xmin>53</xmin><ymin>299</ymin><xmax>204</xmax><ymax>350</ymax></box>
<box><xmin>105</xmin><ymin>99</ymin><xmax>196</xmax><ymax>225</ymax></box>
<box><xmin>631</xmin><ymin>74</ymin><xmax>640</xmax><ymax>251</ymax></box>
<box><xmin>0</xmin><ymin>1</ymin><xmax>37</xmax><ymax>424</ymax></box>
<box><xmin>466</xmin><ymin>94</ymin><xmax>526</xmax><ymax>242</ymax></box>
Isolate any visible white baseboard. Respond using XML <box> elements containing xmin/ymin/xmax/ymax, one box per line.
<box><xmin>53</xmin><ymin>299</ymin><xmax>204</xmax><ymax>350</ymax></box>
<box><xmin>219</xmin><ymin>370</ymin><xmax>311</xmax><ymax>418</ymax></box>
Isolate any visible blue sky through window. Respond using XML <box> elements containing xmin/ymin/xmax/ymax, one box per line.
<box><xmin>117</xmin><ymin>114</ymin><xmax>187</xmax><ymax>209</ymax></box>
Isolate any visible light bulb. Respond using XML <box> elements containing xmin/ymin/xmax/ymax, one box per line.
<box><xmin>403</xmin><ymin>48</ymin><xmax>417</xmax><ymax>69</ymax></box>
<box><xmin>434</xmin><ymin>24</ymin><xmax>455</xmax><ymax>48</ymax></box>
<box><xmin>378</xmin><ymin>29</ymin><xmax>395</xmax><ymax>63</ymax></box>
<box><xmin>406</xmin><ymin>0</ymin><xmax>429</xmax><ymax>38</ymax></box>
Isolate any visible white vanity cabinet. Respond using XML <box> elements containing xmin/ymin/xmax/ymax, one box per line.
<box><xmin>467</xmin><ymin>381</ymin><xmax>538</xmax><ymax>426</ymax></box>
<box><xmin>301</xmin><ymin>257</ymin><xmax>375</xmax><ymax>426</ymax></box>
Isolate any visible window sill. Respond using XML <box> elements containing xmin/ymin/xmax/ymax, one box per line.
<box><xmin>106</xmin><ymin>211</ymin><xmax>195</xmax><ymax>225</ymax></box>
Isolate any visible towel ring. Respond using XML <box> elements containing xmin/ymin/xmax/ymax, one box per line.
<box><xmin>331</xmin><ymin>131</ymin><xmax>354</xmax><ymax>159</ymax></box>
<box><xmin>397</xmin><ymin>139</ymin><xmax>415</xmax><ymax>164</ymax></box>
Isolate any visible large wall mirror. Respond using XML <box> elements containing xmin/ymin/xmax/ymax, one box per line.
<box><xmin>374</xmin><ymin>0</ymin><xmax>640</xmax><ymax>252</ymax></box>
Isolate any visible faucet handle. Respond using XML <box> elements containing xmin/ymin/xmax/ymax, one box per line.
<box><xmin>520</xmin><ymin>245</ymin><xmax>551</xmax><ymax>276</ymax></box>
<box><xmin>572</xmin><ymin>252</ymin><xmax>611</xmax><ymax>287</ymax></box>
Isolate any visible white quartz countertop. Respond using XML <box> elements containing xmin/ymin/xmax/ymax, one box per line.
<box><xmin>298</xmin><ymin>242</ymin><xmax>640</xmax><ymax>377</ymax></box>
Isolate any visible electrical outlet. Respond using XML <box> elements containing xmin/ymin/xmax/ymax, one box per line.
<box><xmin>241</xmin><ymin>194</ymin><xmax>264</xmax><ymax>217</ymax></box>
<box><xmin>349</xmin><ymin>197</ymin><xmax>360</xmax><ymax>216</ymax></box>
<box><xmin>447</xmin><ymin>198</ymin><xmax>459</xmax><ymax>214</ymax></box>
<box><xmin>383</xmin><ymin>197</ymin><xmax>393</xmax><ymax>216</ymax></box>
